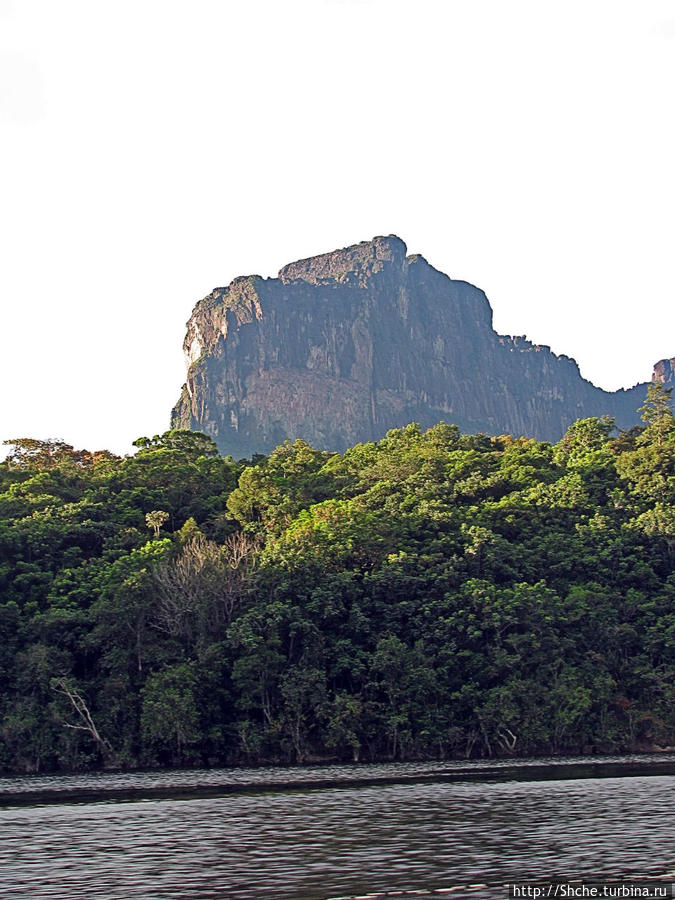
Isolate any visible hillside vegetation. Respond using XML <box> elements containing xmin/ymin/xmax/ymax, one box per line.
<box><xmin>0</xmin><ymin>386</ymin><xmax>673</xmax><ymax>772</ymax></box>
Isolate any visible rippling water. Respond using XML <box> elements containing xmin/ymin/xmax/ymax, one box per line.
<box><xmin>0</xmin><ymin>758</ymin><xmax>673</xmax><ymax>899</ymax></box>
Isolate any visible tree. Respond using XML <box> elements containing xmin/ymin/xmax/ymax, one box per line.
<box><xmin>145</xmin><ymin>510</ymin><xmax>169</xmax><ymax>539</ymax></box>
<box><xmin>133</xmin><ymin>430</ymin><xmax>219</xmax><ymax>458</ymax></box>
<box><xmin>140</xmin><ymin>663</ymin><xmax>201</xmax><ymax>762</ymax></box>
<box><xmin>51</xmin><ymin>677</ymin><xmax>114</xmax><ymax>762</ymax></box>
<box><xmin>4</xmin><ymin>438</ymin><xmax>77</xmax><ymax>470</ymax></box>
<box><xmin>279</xmin><ymin>665</ymin><xmax>327</xmax><ymax>762</ymax></box>
<box><xmin>151</xmin><ymin>532</ymin><xmax>258</xmax><ymax>654</ymax></box>
<box><xmin>639</xmin><ymin>383</ymin><xmax>674</xmax><ymax>446</ymax></box>
<box><xmin>2</xmin><ymin>438</ymin><xmax>115</xmax><ymax>471</ymax></box>
<box><xmin>554</xmin><ymin>417</ymin><xmax>615</xmax><ymax>468</ymax></box>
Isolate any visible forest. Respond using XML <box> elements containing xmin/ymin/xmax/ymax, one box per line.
<box><xmin>0</xmin><ymin>385</ymin><xmax>673</xmax><ymax>773</ymax></box>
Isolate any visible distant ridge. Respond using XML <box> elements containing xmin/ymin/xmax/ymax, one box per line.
<box><xmin>172</xmin><ymin>236</ymin><xmax>673</xmax><ymax>457</ymax></box>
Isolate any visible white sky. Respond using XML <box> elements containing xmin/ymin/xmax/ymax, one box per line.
<box><xmin>2</xmin><ymin>0</ymin><xmax>674</xmax><ymax>456</ymax></box>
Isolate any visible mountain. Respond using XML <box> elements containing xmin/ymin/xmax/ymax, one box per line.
<box><xmin>171</xmin><ymin>236</ymin><xmax>672</xmax><ymax>457</ymax></box>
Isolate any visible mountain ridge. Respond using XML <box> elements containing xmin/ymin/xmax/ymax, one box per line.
<box><xmin>172</xmin><ymin>236</ymin><xmax>672</xmax><ymax>457</ymax></box>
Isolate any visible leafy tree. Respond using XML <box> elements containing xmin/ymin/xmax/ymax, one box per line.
<box><xmin>639</xmin><ymin>382</ymin><xmax>674</xmax><ymax>443</ymax></box>
<box><xmin>145</xmin><ymin>510</ymin><xmax>169</xmax><ymax>539</ymax></box>
<box><xmin>133</xmin><ymin>430</ymin><xmax>219</xmax><ymax>458</ymax></box>
<box><xmin>140</xmin><ymin>663</ymin><xmax>201</xmax><ymax>763</ymax></box>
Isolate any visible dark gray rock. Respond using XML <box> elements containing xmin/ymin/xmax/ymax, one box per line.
<box><xmin>171</xmin><ymin>236</ymin><xmax>666</xmax><ymax>457</ymax></box>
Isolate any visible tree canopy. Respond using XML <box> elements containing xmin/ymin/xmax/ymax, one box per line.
<box><xmin>0</xmin><ymin>395</ymin><xmax>673</xmax><ymax>773</ymax></box>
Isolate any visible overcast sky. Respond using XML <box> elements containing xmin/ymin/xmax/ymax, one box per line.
<box><xmin>2</xmin><ymin>0</ymin><xmax>674</xmax><ymax>456</ymax></box>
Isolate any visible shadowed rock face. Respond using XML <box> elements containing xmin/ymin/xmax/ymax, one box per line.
<box><xmin>171</xmin><ymin>236</ymin><xmax>670</xmax><ymax>457</ymax></box>
<box><xmin>653</xmin><ymin>358</ymin><xmax>675</xmax><ymax>384</ymax></box>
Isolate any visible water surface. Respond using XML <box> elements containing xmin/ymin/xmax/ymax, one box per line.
<box><xmin>1</xmin><ymin>757</ymin><xmax>673</xmax><ymax>899</ymax></box>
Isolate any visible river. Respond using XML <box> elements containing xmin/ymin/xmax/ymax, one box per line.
<box><xmin>0</xmin><ymin>755</ymin><xmax>673</xmax><ymax>899</ymax></box>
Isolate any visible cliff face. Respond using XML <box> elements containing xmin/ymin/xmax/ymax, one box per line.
<box><xmin>172</xmin><ymin>236</ymin><xmax>669</xmax><ymax>457</ymax></box>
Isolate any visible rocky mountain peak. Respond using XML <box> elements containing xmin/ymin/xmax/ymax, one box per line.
<box><xmin>172</xmin><ymin>236</ymin><xmax>669</xmax><ymax>458</ymax></box>
<box><xmin>278</xmin><ymin>235</ymin><xmax>408</xmax><ymax>286</ymax></box>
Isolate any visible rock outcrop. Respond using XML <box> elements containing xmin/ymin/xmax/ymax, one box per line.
<box><xmin>653</xmin><ymin>358</ymin><xmax>675</xmax><ymax>385</ymax></box>
<box><xmin>171</xmin><ymin>236</ymin><xmax>670</xmax><ymax>457</ymax></box>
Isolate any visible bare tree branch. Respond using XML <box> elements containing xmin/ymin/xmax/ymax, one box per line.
<box><xmin>151</xmin><ymin>533</ymin><xmax>260</xmax><ymax>650</ymax></box>
<box><xmin>52</xmin><ymin>677</ymin><xmax>113</xmax><ymax>757</ymax></box>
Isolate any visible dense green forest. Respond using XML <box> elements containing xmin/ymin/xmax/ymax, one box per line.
<box><xmin>0</xmin><ymin>386</ymin><xmax>673</xmax><ymax>773</ymax></box>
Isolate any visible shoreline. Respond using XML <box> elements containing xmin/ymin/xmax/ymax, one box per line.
<box><xmin>2</xmin><ymin>753</ymin><xmax>675</xmax><ymax>809</ymax></box>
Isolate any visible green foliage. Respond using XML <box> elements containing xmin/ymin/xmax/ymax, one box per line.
<box><xmin>639</xmin><ymin>383</ymin><xmax>674</xmax><ymax>439</ymax></box>
<box><xmin>140</xmin><ymin>663</ymin><xmax>201</xmax><ymax>762</ymax></box>
<box><xmin>133</xmin><ymin>430</ymin><xmax>220</xmax><ymax>458</ymax></box>
<box><xmin>0</xmin><ymin>399</ymin><xmax>674</xmax><ymax>772</ymax></box>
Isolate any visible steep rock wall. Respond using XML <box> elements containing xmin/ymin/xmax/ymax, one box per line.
<box><xmin>172</xmin><ymin>236</ymin><xmax>668</xmax><ymax>457</ymax></box>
